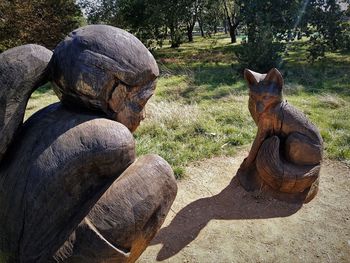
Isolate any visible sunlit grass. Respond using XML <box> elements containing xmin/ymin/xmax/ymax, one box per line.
<box><xmin>135</xmin><ymin>97</ymin><xmax>255</xmax><ymax>176</ymax></box>
<box><xmin>25</xmin><ymin>34</ymin><xmax>350</xmax><ymax>177</ymax></box>
<box><xmin>24</xmin><ymin>83</ymin><xmax>58</xmax><ymax>120</ymax></box>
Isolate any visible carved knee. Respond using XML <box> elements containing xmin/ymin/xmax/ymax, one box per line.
<box><xmin>54</xmin><ymin>154</ymin><xmax>177</xmax><ymax>263</ymax></box>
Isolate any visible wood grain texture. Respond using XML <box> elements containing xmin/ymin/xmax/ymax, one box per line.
<box><xmin>237</xmin><ymin>68</ymin><xmax>323</xmax><ymax>203</ymax></box>
<box><xmin>0</xmin><ymin>103</ymin><xmax>136</xmax><ymax>262</ymax></box>
<box><xmin>50</xmin><ymin>25</ymin><xmax>159</xmax><ymax>132</ymax></box>
<box><xmin>53</xmin><ymin>154</ymin><xmax>177</xmax><ymax>263</ymax></box>
<box><xmin>0</xmin><ymin>26</ymin><xmax>176</xmax><ymax>263</ymax></box>
<box><xmin>0</xmin><ymin>44</ymin><xmax>52</xmax><ymax>163</ymax></box>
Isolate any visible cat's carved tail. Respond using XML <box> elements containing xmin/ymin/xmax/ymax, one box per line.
<box><xmin>256</xmin><ymin>136</ymin><xmax>320</xmax><ymax>193</ymax></box>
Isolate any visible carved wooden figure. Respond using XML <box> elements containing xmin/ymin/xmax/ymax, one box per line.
<box><xmin>0</xmin><ymin>25</ymin><xmax>177</xmax><ymax>263</ymax></box>
<box><xmin>237</xmin><ymin>68</ymin><xmax>323</xmax><ymax>203</ymax></box>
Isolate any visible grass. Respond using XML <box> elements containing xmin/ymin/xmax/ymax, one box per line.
<box><xmin>25</xmin><ymin>34</ymin><xmax>350</xmax><ymax>178</ymax></box>
<box><xmin>24</xmin><ymin>82</ymin><xmax>58</xmax><ymax>119</ymax></box>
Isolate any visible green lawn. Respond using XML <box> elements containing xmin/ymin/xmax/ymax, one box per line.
<box><xmin>26</xmin><ymin>34</ymin><xmax>350</xmax><ymax>177</ymax></box>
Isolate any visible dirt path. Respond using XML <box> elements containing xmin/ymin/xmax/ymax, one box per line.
<box><xmin>138</xmin><ymin>150</ymin><xmax>350</xmax><ymax>263</ymax></box>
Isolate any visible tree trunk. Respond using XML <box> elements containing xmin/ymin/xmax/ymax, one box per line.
<box><xmin>224</xmin><ymin>20</ymin><xmax>228</xmax><ymax>34</ymax></box>
<box><xmin>198</xmin><ymin>19</ymin><xmax>205</xmax><ymax>37</ymax></box>
<box><xmin>223</xmin><ymin>0</ymin><xmax>240</xmax><ymax>43</ymax></box>
<box><xmin>170</xmin><ymin>26</ymin><xmax>181</xmax><ymax>48</ymax></box>
<box><xmin>228</xmin><ymin>24</ymin><xmax>237</xmax><ymax>43</ymax></box>
<box><xmin>164</xmin><ymin>26</ymin><xmax>168</xmax><ymax>37</ymax></box>
<box><xmin>187</xmin><ymin>24</ymin><xmax>194</xmax><ymax>42</ymax></box>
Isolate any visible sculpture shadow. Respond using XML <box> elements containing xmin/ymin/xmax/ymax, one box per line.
<box><xmin>151</xmin><ymin>177</ymin><xmax>302</xmax><ymax>261</ymax></box>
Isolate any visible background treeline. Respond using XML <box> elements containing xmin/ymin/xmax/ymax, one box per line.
<box><xmin>0</xmin><ymin>0</ymin><xmax>349</xmax><ymax>71</ymax></box>
<box><xmin>0</xmin><ymin>0</ymin><xmax>82</xmax><ymax>50</ymax></box>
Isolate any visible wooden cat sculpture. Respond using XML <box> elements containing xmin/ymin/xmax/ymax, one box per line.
<box><xmin>237</xmin><ymin>68</ymin><xmax>323</xmax><ymax>203</ymax></box>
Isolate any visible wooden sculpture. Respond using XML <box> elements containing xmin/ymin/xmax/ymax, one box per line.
<box><xmin>237</xmin><ymin>68</ymin><xmax>323</xmax><ymax>203</ymax></box>
<box><xmin>0</xmin><ymin>25</ymin><xmax>177</xmax><ymax>263</ymax></box>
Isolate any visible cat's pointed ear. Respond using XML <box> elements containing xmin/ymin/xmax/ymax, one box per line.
<box><xmin>265</xmin><ymin>68</ymin><xmax>284</xmax><ymax>88</ymax></box>
<box><xmin>244</xmin><ymin>69</ymin><xmax>261</xmax><ymax>86</ymax></box>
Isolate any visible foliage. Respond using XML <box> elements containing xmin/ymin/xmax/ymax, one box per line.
<box><xmin>78</xmin><ymin>0</ymin><xmax>121</xmax><ymax>24</ymax></box>
<box><xmin>233</xmin><ymin>0</ymin><xmax>350</xmax><ymax>69</ymax></box>
<box><xmin>79</xmin><ymin>0</ymin><xmax>229</xmax><ymax>48</ymax></box>
<box><xmin>306</xmin><ymin>0</ymin><xmax>349</xmax><ymax>61</ymax></box>
<box><xmin>234</xmin><ymin>0</ymin><xmax>302</xmax><ymax>72</ymax></box>
<box><xmin>79</xmin><ymin>0</ymin><xmax>196</xmax><ymax>48</ymax></box>
<box><xmin>0</xmin><ymin>0</ymin><xmax>82</xmax><ymax>51</ymax></box>
<box><xmin>79</xmin><ymin>0</ymin><xmax>165</xmax><ymax>47</ymax></box>
<box><xmin>0</xmin><ymin>252</ymin><xmax>12</xmax><ymax>262</ymax></box>
<box><xmin>195</xmin><ymin>0</ymin><xmax>225</xmax><ymax>37</ymax></box>
<box><xmin>235</xmin><ymin>38</ymin><xmax>285</xmax><ymax>73</ymax></box>
<box><xmin>160</xmin><ymin>0</ymin><xmax>194</xmax><ymax>47</ymax></box>
<box><xmin>79</xmin><ymin>0</ymin><xmax>347</xmax><ymax>57</ymax></box>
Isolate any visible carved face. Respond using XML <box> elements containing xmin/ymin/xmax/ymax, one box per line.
<box><xmin>108</xmin><ymin>80</ymin><xmax>156</xmax><ymax>132</ymax></box>
<box><xmin>249</xmin><ymin>82</ymin><xmax>282</xmax><ymax>112</ymax></box>
<box><xmin>244</xmin><ymin>68</ymin><xmax>284</xmax><ymax>124</ymax></box>
<box><xmin>52</xmin><ymin>55</ymin><xmax>157</xmax><ymax>132</ymax></box>
<box><xmin>51</xmin><ymin>25</ymin><xmax>159</xmax><ymax>133</ymax></box>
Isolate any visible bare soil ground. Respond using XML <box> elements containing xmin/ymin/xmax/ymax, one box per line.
<box><xmin>138</xmin><ymin>150</ymin><xmax>350</xmax><ymax>263</ymax></box>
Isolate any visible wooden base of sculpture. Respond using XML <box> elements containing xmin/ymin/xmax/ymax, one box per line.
<box><xmin>236</xmin><ymin>164</ymin><xmax>319</xmax><ymax>203</ymax></box>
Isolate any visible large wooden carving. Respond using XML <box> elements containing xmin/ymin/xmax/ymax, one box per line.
<box><xmin>237</xmin><ymin>68</ymin><xmax>323</xmax><ymax>203</ymax></box>
<box><xmin>0</xmin><ymin>25</ymin><xmax>177</xmax><ymax>263</ymax></box>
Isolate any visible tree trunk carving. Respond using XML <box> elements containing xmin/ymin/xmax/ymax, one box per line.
<box><xmin>0</xmin><ymin>25</ymin><xmax>177</xmax><ymax>263</ymax></box>
<box><xmin>237</xmin><ymin>68</ymin><xmax>323</xmax><ymax>203</ymax></box>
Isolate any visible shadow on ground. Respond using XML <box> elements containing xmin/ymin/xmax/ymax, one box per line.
<box><xmin>151</xmin><ymin>177</ymin><xmax>302</xmax><ymax>261</ymax></box>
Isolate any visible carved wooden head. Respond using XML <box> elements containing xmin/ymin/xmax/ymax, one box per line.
<box><xmin>244</xmin><ymin>68</ymin><xmax>284</xmax><ymax>123</ymax></box>
<box><xmin>51</xmin><ymin>25</ymin><xmax>159</xmax><ymax>132</ymax></box>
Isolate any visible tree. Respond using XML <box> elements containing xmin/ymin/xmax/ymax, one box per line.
<box><xmin>78</xmin><ymin>0</ymin><xmax>121</xmax><ymax>24</ymax></box>
<box><xmin>222</xmin><ymin>0</ymin><xmax>240</xmax><ymax>43</ymax></box>
<box><xmin>79</xmin><ymin>0</ymin><xmax>165</xmax><ymax>47</ymax></box>
<box><xmin>185</xmin><ymin>0</ymin><xmax>203</xmax><ymax>42</ymax></box>
<box><xmin>117</xmin><ymin>0</ymin><xmax>166</xmax><ymax>47</ymax></box>
<box><xmin>79</xmin><ymin>0</ymin><xmax>192</xmax><ymax>48</ymax></box>
<box><xmin>305</xmin><ymin>0</ymin><xmax>348</xmax><ymax>61</ymax></box>
<box><xmin>235</xmin><ymin>0</ymin><xmax>306</xmax><ymax>71</ymax></box>
<box><xmin>199</xmin><ymin>0</ymin><xmax>225</xmax><ymax>37</ymax></box>
<box><xmin>0</xmin><ymin>0</ymin><xmax>82</xmax><ymax>51</ymax></box>
<box><xmin>158</xmin><ymin>0</ymin><xmax>197</xmax><ymax>47</ymax></box>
